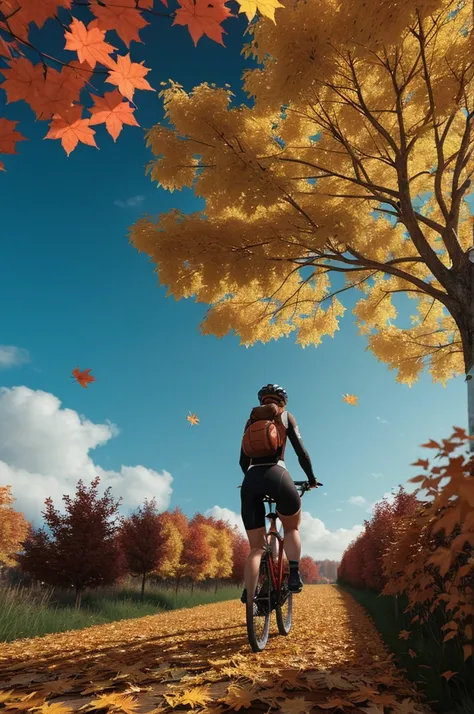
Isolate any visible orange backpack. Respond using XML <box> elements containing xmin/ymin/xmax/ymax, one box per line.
<box><xmin>241</xmin><ymin>403</ymin><xmax>287</xmax><ymax>459</ymax></box>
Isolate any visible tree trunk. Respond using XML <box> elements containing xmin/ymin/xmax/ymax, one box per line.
<box><xmin>214</xmin><ymin>579</ymin><xmax>218</xmax><ymax>593</ymax></box>
<box><xmin>191</xmin><ymin>581</ymin><xmax>194</xmax><ymax>594</ymax></box>
<box><xmin>75</xmin><ymin>586</ymin><xmax>82</xmax><ymax>610</ymax></box>
<box><xmin>141</xmin><ymin>572</ymin><xmax>146</xmax><ymax>602</ymax></box>
<box><xmin>452</xmin><ymin>270</ymin><xmax>474</xmax><ymax>458</ymax></box>
<box><xmin>175</xmin><ymin>577</ymin><xmax>179</xmax><ymax>596</ymax></box>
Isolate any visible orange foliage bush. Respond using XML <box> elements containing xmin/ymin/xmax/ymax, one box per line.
<box><xmin>382</xmin><ymin>427</ymin><xmax>474</xmax><ymax>661</ymax></box>
<box><xmin>338</xmin><ymin>486</ymin><xmax>419</xmax><ymax>591</ymax></box>
<box><xmin>339</xmin><ymin>427</ymin><xmax>474</xmax><ymax>662</ymax></box>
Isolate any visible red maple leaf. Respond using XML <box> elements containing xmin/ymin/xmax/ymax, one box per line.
<box><xmin>105</xmin><ymin>53</ymin><xmax>153</xmax><ymax>101</ymax></box>
<box><xmin>64</xmin><ymin>18</ymin><xmax>117</xmax><ymax>69</ymax></box>
<box><xmin>0</xmin><ymin>118</ymin><xmax>27</xmax><ymax>170</ymax></box>
<box><xmin>173</xmin><ymin>0</ymin><xmax>233</xmax><ymax>46</ymax></box>
<box><xmin>45</xmin><ymin>106</ymin><xmax>98</xmax><ymax>156</ymax></box>
<box><xmin>89</xmin><ymin>90</ymin><xmax>139</xmax><ymax>141</ymax></box>
<box><xmin>89</xmin><ymin>2</ymin><xmax>149</xmax><ymax>48</ymax></box>
<box><xmin>72</xmin><ymin>367</ymin><xmax>96</xmax><ymax>388</ymax></box>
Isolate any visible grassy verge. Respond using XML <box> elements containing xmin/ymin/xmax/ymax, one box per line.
<box><xmin>339</xmin><ymin>583</ymin><xmax>474</xmax><ymax>714</ymax></box>
<box><xmin>0</xmin><ymin>579</ymin><xmax>242</xmax><ymax>644</ymax></box>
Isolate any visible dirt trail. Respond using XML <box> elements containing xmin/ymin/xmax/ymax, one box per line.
<box><xmin>0</xmin><ymin>585</ymin><xmax>433</xmax><ymax>714</ymax></box>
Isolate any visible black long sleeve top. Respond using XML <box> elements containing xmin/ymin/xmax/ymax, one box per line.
<box><xmin>239</xmin><ymin>411</ymin><xmax>316</xmax><ymax>484</ymax></box>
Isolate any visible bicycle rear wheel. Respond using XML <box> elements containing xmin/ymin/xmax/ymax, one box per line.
<box><xmin>276</xmin><ymin>571</ymin><xmax>293</xmax><ymax>635</ymax></box>
<box><xmin>246</xmin><ymin>554</ymin><xmax>271</xmax><ymax>652</ymax></box>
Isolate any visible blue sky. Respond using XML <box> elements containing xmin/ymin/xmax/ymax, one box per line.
<box><xmin>0</xmin><ymin>9</ymin><xmax>466</xmax><ymax>561</ymax></box>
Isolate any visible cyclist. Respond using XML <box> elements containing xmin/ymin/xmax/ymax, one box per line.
<box><xmin>239</xmin><ymin>383</ymin><xmax>318</xmax><ymax>604</ymax></box>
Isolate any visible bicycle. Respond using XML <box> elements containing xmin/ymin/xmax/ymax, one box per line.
<box><xmin>237</xmin><ymin>479</ymin><xmax>323</xmax><ymax>652</ymax></box>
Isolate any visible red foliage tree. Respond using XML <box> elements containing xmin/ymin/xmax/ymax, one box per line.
<box><xmin>14</xmin><ymin>475</ymin><xmax>126</xmax><ymax>609</ymax></box>
<box><xmin>117</xmin><ymin>497</ymin><xmax>168</xmax><ymax>601</ymax></box>
<box><xmin>299</xmin><ymin>555</ymin><xmax>320</xmax><ymax>584</ymax></box>
<box><xmin>230</xmin><ymin>527</ymin><xmax>250</xmax><ymax>586</ymax></box>
<box><xmin>338</xmin><ymin>486</ymin><xmax>420</xmax><ymax>591</ymax></box>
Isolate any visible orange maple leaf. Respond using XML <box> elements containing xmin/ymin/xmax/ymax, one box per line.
<box><xmin>105</xmin><ymin>53</ymin><xmax>153</xmax><ymax>101</ymax></box>
<box><xmin>408</xmin><ymin>649</ymin><xmax>417</xmax><ymax>658</ymax></box>
<box><xmin>0</xmin><ymin>57</ymin><xmax>45</xmax><ymax>105</ymax></box>
<box><xmin>72</xmin><ymin>367</ymin><xmax>96</xmax><ymax>388</ymax></box>
<box><xmin>398</xmin><ymin>629</ymin><xmax>410</xmax><ymax>640</ymax></box>
<box><xmin>89</xmin><ymin>3</ymin><xmax>149</xmax><ymax>48</ymax></box>
<box><xmin>441</xmin><ymin>670</ymin><xmax>457</xmax><ymax>680</ymax></box>
<box><xmin>0</xmin><ymin>118</ymin><xmax>27</xmax><ymax>167</ymax></box>
<box><xmin>0</xmin><ymin>36</ymin><xmax>15</xmax><ymax>59</ymax></box>
<box><xmin>3</xmin><ymin>0</ymin><xmax>72</xmax><ymax>30</ymax></box>
<box><xmin>45</xmin><ymin>107</ymin><xmax>98</xmax><ymax>156</ymax></box>
<box><xmin>342</xmin><ymin>393</ymin><xmax>358</xmax><ymax>406</ymax></box>
<box><xmin>27</xmin><ymin>64</ymin><xmax>87</xmax><ymax>121</ymax></box>
<box><xmin>173</xmin><ymin>0</ymin><xmax>233</xmax><ymax>46</ymax></box>
<box><xmin>89</xmin><ymin>91</ymin><xmax>139</xmax><ymax>141</ymax></box>
<box><xmin>187</xmin><ymin>412</ymin><xmax>200</xmax><ymax>425</ymax></box>
<box><xmin>64</xmin><ymin>18</ymin><xmax>117</xmax><ymax>69</ymax></box>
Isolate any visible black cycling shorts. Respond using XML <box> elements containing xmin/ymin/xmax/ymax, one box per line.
<box><xmin>240</xmin><ymin>463</ymin><xmax>301</xmax><ymax>531</ymax></box>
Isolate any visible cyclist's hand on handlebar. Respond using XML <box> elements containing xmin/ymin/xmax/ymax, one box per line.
<box><xmin>308</xmin><ymin>479</ymin><xmax>323</xmax><ymax>490</ymax></box>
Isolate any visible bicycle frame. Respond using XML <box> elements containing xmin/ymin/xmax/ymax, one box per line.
<box><xmin>262</xmin><ymin>507</ymin><xmax>285</xmax><ymax>601</ymax></box>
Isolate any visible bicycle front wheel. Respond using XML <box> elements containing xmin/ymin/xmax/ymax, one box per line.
<box><xmin>246</xmin><ymin>554</ymin><xmax>271</xmax><ymax>652</ymax></box>
<box><xmin>276</xmin><ymin>571</ymin><xmax>293</xmax><ymax>635</ymax></box>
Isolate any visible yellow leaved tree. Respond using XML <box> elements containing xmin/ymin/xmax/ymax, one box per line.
<box><xmin>130</xmin><ymin>0</ymin><xmax>474</xmax><ymax>433</ymax></box>
<box><xmin>0</xmin><ymin>485</ymin><xmax>31</xmax><ymax>580</ymax></box>
<box><xmin>153</xmin><ymin>508</ymin><xmax>188</xmax><ymax>594</ymax></box>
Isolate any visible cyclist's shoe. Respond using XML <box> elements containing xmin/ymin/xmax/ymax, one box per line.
<box><xmin>288</xmin><ymin>569</ymin><xmax>304</xmax><ymax>593</ymax></box>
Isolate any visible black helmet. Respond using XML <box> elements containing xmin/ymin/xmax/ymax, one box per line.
<box><xmin>258</xmin><ymin>384</ymin><xmax>288</xmax><ymax>405</ymax></box>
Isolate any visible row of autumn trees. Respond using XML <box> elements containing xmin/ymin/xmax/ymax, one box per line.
<box><xmin>338</xmin><ymin>427</ymin><xmax>474</xmax><ymax>663</ymax></box>
<box><xmin>0</xmin><ymin>477</ymin><xmax>336</xmax><ymax>610</ymax></box>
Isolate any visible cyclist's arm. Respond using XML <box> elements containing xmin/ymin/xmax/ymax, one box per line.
<box><xmin>239</xmin><ymin>419</ymin><xmax>251</xmax><ymax>474</ymax></box>
<box><xmin>287</xmin><ymin>412</ymin><xmax>317</xmax><ymax>485</ymax></box>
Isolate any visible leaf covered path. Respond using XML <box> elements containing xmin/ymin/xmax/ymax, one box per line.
<box><xmin>0</xmin><ymin>585</ymin><xmax>433</xmax><ymax>714</ymax></box>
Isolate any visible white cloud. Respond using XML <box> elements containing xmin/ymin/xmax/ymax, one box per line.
<box><xmin>335</xmin><ymin>508</ymin><xmax>342</xmax><ymax>512</ymax></box>
<box><xmin>205</xmin><ymin>506</ymin><xmax>243</xmax><ymax>533</ymax></box>
<box><xmin>376</xmin><ymin>416</ymin><xmax>389</xmax><ymax>425</ymax></box>
<box><xmin>114</xmin><ymin>195</ymin><xmax>145</xmax><ymax>208</ymax></box>
<box><xmin>366</xmin><ymin>491</ymin><xmax>396</xmax><ymax>514</ymax></box>
<box><xmin>0</xmin><ymin>386</ymin><xmax>173</xmax><ymax>530</ymax></box>
<box><xmin>348</xmin><ymin>495</ymin><xmax>367</xmax><ymax>507</ymax></box>
<box><xmin>371</xmin><ymin>472</ymin><xmax>383</xmax><ymax>478</ymax></box>
<box><xmin>204</xmin><ymin>506</ymin><xmax>362</xmax><ymax>561</ymax></box>
<box><xmin>0</xmin><ymin>346</ymin><xmax>31</xmax><ymax>369</ymax></box>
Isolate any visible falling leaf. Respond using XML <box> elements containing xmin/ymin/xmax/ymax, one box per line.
<box><xmin>408</xmin><ymin>649</ymin><xmax>417</xmax><ymax>658</ymax></box>
<box><xmin>398</xmin><ymin>630</ymin><xmax>410</xmax><ymax>640</ymax></box>
<box><xmin>72</xmin><ymin>366</ymin><xmax>96</xmax><ymax>388</ymax></box>
<box><xmin>187</xmin><ymin>412</ymin><xmax>200</xmax><ymax>425</ymax></box>
<box><xmin>236</xmin><ymin>0</ymin><xmax>284</xmax><ymax>22</ymax></box>
<box><xmin>89</xmin><ymin>91</ymin><xmax>139</xmax><ymax>141</ymax></box>
<box><xmin>105</xmin><ymin>53</ymin><xmax>153</xmax><ymax>101</ymax></box>
<box><xmin>342</xmin><ymin>394</ymin><xmax>358</xmax><ymax>406</ymax></box>
<box><xmin>173</xmin><ymin>0</ymin><xmax>233</xmax><ymax>46</ymax></box>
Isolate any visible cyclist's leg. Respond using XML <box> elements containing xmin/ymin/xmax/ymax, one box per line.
<box><xmin>274</xmin><ymin>470</ymin><xmax>302</xmax><ymax>564</ymax></box>
<box><xmin>241</xmin><ymin>471</ymin><xmax>267</xmax><ymax>601</ymax></box>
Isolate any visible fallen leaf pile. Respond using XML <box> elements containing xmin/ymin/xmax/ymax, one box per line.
<box><xmin>0</xmin><ymin>585</ymin><xmax>433</xmax><ymax>713</ymax></box>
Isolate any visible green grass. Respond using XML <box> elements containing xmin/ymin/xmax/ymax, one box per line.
<box><xmin>338</xmin><ymin>583</ymin><xmax>474</xmax><ymax>714</ymax></box>
<box><xmin>0</xmin><ymin>578</ymin><xmax>243</xmax><ymax>644</ymax></box>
